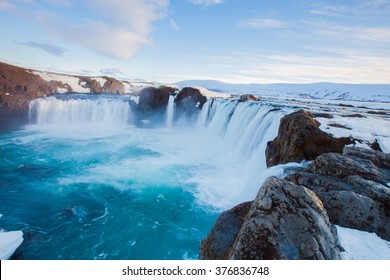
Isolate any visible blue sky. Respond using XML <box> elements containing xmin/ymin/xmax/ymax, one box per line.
<box><xmin>1</xmin><ymin>0</ymin><xmax>390</xmax><ymax>83</ymax></box>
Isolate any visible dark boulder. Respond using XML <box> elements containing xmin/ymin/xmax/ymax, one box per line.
<box><xmin>175</xmin><ymin>87</ymin><xmax>207</xmax><ymax>120</ymax></box>
<box><xmin>199</xmin><ymin>201</ymin><xmax>251</xmax><ymax>260</ymax></box>
<box><xmin>238</xmin><ymin>94</ymin><xmax>260</xmax><ymax>102</ymax></box>
<box><xmin>201</xmin><ymin>177</ymin><xmax>341</xmax><ymax>260</ymax></box>
<box><xmin>229</xmin><ymin>177</ymin><xmax>341</xmax><ymax>260</ymax></box>
<box><xmin>265</xmin><ymin>109</ymin><xmax>352</xmax><ymax>167</ymax></box>
<box><xmin>306</xmin><ymin>152</ymin><xmax>390</xmax><ymax>185</ymax></box>
<box><xmin>287</xmin><ymin>171</ymin><xmax>390</xmax><ymax>241</ymax></box>
<box><xmin>131</xmin><ymin>86</ymin><xmax>176</xmax><ymax>126</ymax></box>
<box><xmin>343</xmin><ymin>146</ymin><xmax>390</xmax><ymax>169</ymax></box>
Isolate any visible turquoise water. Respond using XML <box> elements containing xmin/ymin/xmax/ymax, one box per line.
<box><xmin>0</xmin><ymin>95</ymin><xmax>284</xmax><ymax>259</ymax></box>
<box><xmin>0</xmin><ymin>127</ymin><xmax>218</xmax><ymax>259</ymax></box>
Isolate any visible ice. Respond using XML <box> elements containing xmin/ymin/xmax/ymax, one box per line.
<box><xmin>0</xmin><ymin>231</ymin><xmax>24</xmax><ymax>260</ymax></box>
<box><xmin>337</xmin><ymin>226</ymin><xmax>390</xmax><ymax>260</ymax></box>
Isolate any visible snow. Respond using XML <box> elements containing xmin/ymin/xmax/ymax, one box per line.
<box><xmin>0</xmin><ymin>231</ymin><xmax>24</xmax><ymax>260</ymax></box>
<box><xmin>130</xmin><ymin>95</ymin><xmax>140</xmax><ymax>104</ymax></box>
<box><xmin>337</xmin><ymin>226</ymin><xmax>390</xmax><ymax>260</ymax></box>
<box><xmin>317</xmin><ymin>115</ymin><xmax>390</xmax><ymax>152</ymax></box>
<box><xmin>91</xmin><ymin>77</ymin><xmax>106</xmax><ymax>87</ymax></box>
<box><xmin>58</xmin><ymin>88</ymin><xmax>67</xmax><ymax>94</ymax></box>
<box><xmin>192</xmin><ymin>86</ymin><xmax>231</xmax><ymax>99</ymax></box>
<box><xmin>176</xmin><ymin>80</ymin><xmax>390</xmax><ymax>102</ymax></box>
<box><xmin>33</xmin><ymin>71</ymin><xmax>90</xmax><ymax>93</ymax></box>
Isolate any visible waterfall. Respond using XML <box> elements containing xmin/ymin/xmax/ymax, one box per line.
<box><xmin>165</xmin><ymin>95</ymin><xmax>175</xmax><ymax>129</ymax></box>
<box><xmin>29</xmin><ymin>95</ymin><xmax>132</xmax><ymax>127</ymax></box>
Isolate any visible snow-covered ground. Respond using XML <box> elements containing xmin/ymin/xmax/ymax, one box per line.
<box><xmin>317</xmin><ymin>115</ymin><xmax>390</xmax><ymax>152</ymax></box>
<box><xmin>337</xmin><ymin>226</ymin><xmax>390</xmax><ymax>260</ymax></box>
<box><xmin>33</xmin><ymin>71</ymin><xmax>91</xmax><ymax>93</ymax></box>
<box><xmin>177</xmin><ymin>80</ymin><xmax>390</xmax><ymax>103</ymax></box>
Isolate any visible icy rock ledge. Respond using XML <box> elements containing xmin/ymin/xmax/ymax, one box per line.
<box><xmin>0</xmin><ymin>231</ymin><xmax>24</xmax><ymax>260</ymax></box>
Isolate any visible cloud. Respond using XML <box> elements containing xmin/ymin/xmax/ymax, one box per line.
<box><xmin>0</xmin><ymin>0</ymin><xmax>15</xmax><ymax>9</ymax></box>
<box><xmin>34</xmin><ymin>0</ymin><xmax>170</xmax><ymax>60</ymax></box>
<box><xmin>309</xmin><ymin>6</ymin><xmax>348</xmax><ymax>16</ymax></box>
<box><xmin>170</xmin><ymin>19</ymin><xmax>179</xmax><ymax>30</ymax></box>
<box><xmin>303</xmin><ymin>20</ymin><xmax>390</xmax><ymax>43</ymax></box>
<box><xmin>238</xmin><ymin>18</ymin><xmax>286</xmax><ymax>29</ymax></box>
<box><xmin>18</xmin><ymin>41</ymin><xmax>68</xmax><ymax>56</ymax></box>
<box><xmin>190</xmin><ymin>0</ymin><xmax>222</xmax><ymax>6</ymax></box>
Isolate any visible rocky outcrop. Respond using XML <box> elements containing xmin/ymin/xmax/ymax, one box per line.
<box><xmin>201</xmin><ymin>107</ymin><xmax>390</xmax><ymax>259</ymax></box>
<box><xmin>265</xmin><ymin>109</ymin><xmax>352</xmax><ymax>167</ymax></box>
<box><xmin>0</xmin><ymin>61</ymin><xmax>129</xmax><ymax>129</ymax></box>
<box><xmin>175</xmin><ymin>87</ymin><xmax>207</xmax><ymax>120</ymax></box>
<box><xmin>200</xmin><ymin>177</ymin><xmax>341</xmax><ymax>260</ymax></box>
<box><xmin>0</xmin><ymin>62</ymin><xmax>58</xmax><ymax>129</ymax></box>
<box><xmin>130</xmin><ymin>86</ymin><xmax>176</xmax><ymax>127</ymax></box>
<box><xmin>238</xmin><ymin>94</ymin><xmax>260</xmax><ymax>102</ymax></box>
<box><xmin>287</xmin><ymin>147</ymin><xmax>390</xmax><ymax>240</ymax></box>
<box><xmin>200</xmin><ymin>202</ymin><xmax>251</xmax><ymax>260</ymax></box>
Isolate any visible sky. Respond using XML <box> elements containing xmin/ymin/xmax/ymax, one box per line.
<box><xmin>1</xmin><ymin>0</ymin><xmax>390</xmax><ymax>84</ymax></box>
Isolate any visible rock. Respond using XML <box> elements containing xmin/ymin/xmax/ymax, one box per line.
<box><xmin>287</xmin><ymin>171</ymin><xmax>390</xmax><ymax>241</ymax></box>
<box><xmin>342</xmin><ymin>114</ymin><xmax>366</xmax><ymax>118</ymax></box>
<box><xmin>313</xmin><ymin>112</ymin><xmax>333</xmax><ymax>119</ymax></box>
<box><xmin>306</xmin><ymin>152</ymin><xmax>390</xmax><ymax>185</ymax></box>
<box><xmin>199</xmin><ymin>201</ymin><xmax>251</xmax><ymax>260</ymax></box>
<box><xmin>175</xmin><ymin>87</ymin><xmax>207</xmax><ymax>120</ymax></box>
<box><xmin>265</xmin><ymin>109</ymin><xmax>352</xmax><ymax>167</ymax></box>
<box><xmin>328</xmin><ymin>123</ymin><xmax>352</xmax><ymax>130</ymax></box>
<box><xmin>225</xmin><ymin>177</ymin><xmax>341</xmax><ymax>260</ymax></box>
<box><xmin>131</xmin><ymin>86</ymin><xmax>176</xmax><ymax>126</ymax></box>
<box><xmin>238</xmin><ymin>94</ymin><xmax>260</xmax><ymax>102</ymax></box>
<box><xmin>343</xmin><ymin>146</ymin><xmax>390</xmax><ymax>169</ymax></box>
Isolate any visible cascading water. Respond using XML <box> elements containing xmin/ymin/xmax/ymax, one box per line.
<box><xmin>1</xmin><ymin>94</ymin><xmax>292</xmax><ymax>260</ymax></box>
<box><xmin>29</xmin><ymin>95</ymin><xmax>133</xmax><ymax>127</ymax></box>
<box><xmin>165</xmin><ymin>95</ymin><xmax>175</xmax><ymax>129</ymax></box>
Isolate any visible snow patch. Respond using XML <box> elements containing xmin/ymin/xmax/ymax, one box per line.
<box><xmin>92</xmin><ymin>77</ymin><xmax>107</xmax><ymax>87</ymax></box>
<box><xmin>192</xmin><ymin>86</ymin><xmax>231</xmax><ymax>99</ymax></box>
<box><xmin>58</xmin><ymin>88</ymin><xmax>67</xmax><ymax>94</ymax></box>
<box><xmin>0</xmin><ymin>231</ymin><xmax>24</xmax><ymax>260</ymax></box>
<box><xmin>317</xmin><ymin>115</ymin><xmax>390</xmax><ymax>152</ymax></box>
<box><xmin>33</xmin><ymin>71</ymin><xmax>90</xmax><ymax>93</ymax></box>
<box><xmin>337</xmin><ymin>226</ymin><xmax>390</xmax><ymax>260</ymax></box>
<box><xmin>130</xmin><ymin>95</ymin><xmax>140</xmax><ymax>104</ymax></box>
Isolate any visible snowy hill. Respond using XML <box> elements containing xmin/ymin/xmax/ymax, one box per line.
<box><xmin>176</xmin><ymin>80</ymin><xmax>390</xmax><ymax>102</ymax></box>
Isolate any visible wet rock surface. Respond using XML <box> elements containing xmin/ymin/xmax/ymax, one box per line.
<box><xmin>266</xmin><ymin>109</ymin><xmax>352</xmax><ymax>167</ymax></box>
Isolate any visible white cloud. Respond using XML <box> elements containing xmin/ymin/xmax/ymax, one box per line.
<box><xmin>304</xmin><ymin>20</ymin><xmax>390</xmax><ymax>43</ymax></box>
<box><xmin>0</xmin><ymin>0</ymin><xmax>15</xmax><ymax>9</ymax></box>
<box><xmin>190</xmin><ymin>0</ymin><xmax>222</xmax><ymax>6</ymax></box>
<box><xmin>310</xmin><ymin>5</ymin><xmax>348</xmax><ymax>16</ymax></box>
<box><xmin>34</xmin><ymin>0</ymin><xmax>170</xmax><ymax>60</ymax></box>
<box><xmin>238</xmin><ymin>18</ymin><xmax>286</xmax><ymax>29</ymax></box>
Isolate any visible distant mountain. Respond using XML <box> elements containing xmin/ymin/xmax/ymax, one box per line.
<box><xmin>176</xmin><ymin>80</ymin><xmax>390</xmax><ymax>102</ymax></box>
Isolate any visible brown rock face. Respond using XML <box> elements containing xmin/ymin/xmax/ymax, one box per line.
<box><xmin>0</xmin><ymin>61</ymin><xmax>128</xmax><ymax>130</ymax></box>
<box><xmin>199</xmin><ymin>201</ymin><xmax>252</xmax><ymax>260</ymax></box>
<box><xmin>175</xmin><ymin>87</ymin><xmax>207</xmax><ymax>120</ymax></box>
<box><xmin>200</xmin><ymin>177</ymin><xmax>341</xmax><ymax>260</ymax></box>
<box><xmin>238</xmin><ymin>94</ymin><xmax>260</xmax><ymax>102</ymax></box>
<box><xmin>131</xmin><ymin>86</ymin><xmax>176</xmax><ymax>126</ymax></box>
<box><xmin>265</xmin><ymin>109</ymin><xmax>352</xmax><ymax>167</ymax></box>
<box><xmin>0</xmin><ymin>62</ymin><xmax>59</xmax><ymax>129</ymax></box>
